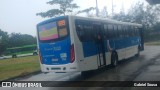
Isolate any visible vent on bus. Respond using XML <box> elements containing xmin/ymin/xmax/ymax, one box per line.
<box><xmin>70</xmin><ymin>44</ymin><xmax>75</xmax><ymax>63</ymax></box>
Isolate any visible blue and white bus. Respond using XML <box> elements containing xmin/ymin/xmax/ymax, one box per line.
<box><xmin>37</xmin><ymin>15</ymin><xmax>144</xmax><ymax>73</ymax></box>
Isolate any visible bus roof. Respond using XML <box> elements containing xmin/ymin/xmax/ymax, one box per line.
<box><xmin>37</xmin><ymin>15</ymin><xmax>142</xmax><ymax>27</ymax></box>
<box><xmin>7</xmin><ymin>44</ymin><xmax>37</xmax><ymax>50</ymax></box>
<box><xmin>37</xmin><ymin>16</ymin><xmax>67</xmax><ymax>26</ymax></box>
<box><xmin>72</xmin><ymin>15</ymin><xmax>143</xmax><ymax>27</ymax></box>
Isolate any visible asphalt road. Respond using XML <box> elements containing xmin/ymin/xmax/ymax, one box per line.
<box><xmin>1</xmin><ymin>45</ymin><xmax>160</xmax><ymax>90</ymax></box>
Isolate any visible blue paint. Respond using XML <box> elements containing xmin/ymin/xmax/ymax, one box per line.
<box><xmin>37</xmin><ymin>16</ymin><xmax>71</xmax><ymax>65</ymax></box>
<box><xmin>37</xmin><ymin>16</ymin><xmax>68</xmax><ymax>26</ymax></box>
<box><xmin>82</xmin><ymin>36</ymin><xmax>140</xmax><ymax>57</ymax></box>
<box><xmin>39</xmin><ymin>37</ymin><xmax>71</xmax><ymax>65</ymax></box>
<box><xmin>82</xmin><ymin>41</ymin><xmax>98</xmax><ymax>57</ymax></box>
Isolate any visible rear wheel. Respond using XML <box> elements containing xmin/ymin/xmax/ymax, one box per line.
<box><xmin>33</xmin><ymin>52</ymin><xmax>38</xmax><ymax>55</ymax></box>
<box><xmin>111</xmin><ymin>52</ymin><xmax>118</xmax><ymax>67</ymax></box>
<box><xmin>135</xmin><ymin>46</ymin><xmax>140</xmax><ymax>57</ymax></box>
<box><xmin>81</xmin><ymin>70</ymin><xmax>94</xmax><ymax>77</ymax></box>
<box><xmin>12</xmin><ymin>54</ymin><xmax>17</xmax><ymax>58</ymax></box>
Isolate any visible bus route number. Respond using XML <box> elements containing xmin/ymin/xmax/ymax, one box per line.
<box><xmin>58</xmin><ymin>20</ymin><xmax>65</xmax><ymax>26</ymax></box>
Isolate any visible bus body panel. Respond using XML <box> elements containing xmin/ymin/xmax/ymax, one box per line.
<box><xmin>38</xmin><ymin>16</ymin><xmax>80</xmax><ymax>72</ymax></box>
<box><xmin>72</xmin><ymin>16</ymin><xmax>142</xmax><ymax>71</ymax></box>
<box><xmin>72</xmin><ymin>16</ymin><xmax>99</xmax><ymax>71</ymax></box>
<box><xmin>39</xmin><ymin>37</ymin><xmax>71</xmax><ymax>65</ymax></box>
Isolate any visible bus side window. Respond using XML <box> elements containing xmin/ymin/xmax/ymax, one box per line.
<box><xmin>83</xmin><ymin>24</ymin><xmax>93</xmax><ymax>41</ymax></box>
<box><xmin>104</xmin><ymin>24</ymin><xmax>109</xmax><ymax>39</ymax></box>
<box><xmin>125</xmin><ymin>26</ymin><xmax>129</xmax><ymax>37</ymax></box>
<box><xmin>129</xmin><ymin>27</ymin><xmax>133</xmax><ymax>37</ymax></box>
<box><xmin>122</xmin><ymin>26</ymin><xmax>126</xmax><ymax>38</ymax></box>
<box><xmin>137</xmin><ymin>28</ymin><xmax>140</xmax><ymax>36</ymax></box>
<box><xmin>135</xmin><ymin>27</ymin><xmax>139</xmax><ymax>36</ymax></box>
<box><xmin>123</xmin><ymin>26</ymin><xmax>126</xmax><ymax>38</ymax></box>
<box><xmin>118</xmin><ymin>25</ymin><xmax>123</xmax><ymax>38</ymax></box>
<box><xmin>76</xmin><ymin>24</ymin><xmax>84</xmax><ymax>42</ymax></box>
<box><xmin>129</xmin><ymin>26</ymin><xmax>132</xmax><ymax>37</ymax></box>
<box><xmin>131</xmin><ymin>26</ymin><xmax>135</xmax><ymax>37</ymax></box>
<box><xmin>127</xmin><ymin>26</ymin><xmax>130</xmax><ymax>37</ymax></box>
<box><xmin>114</xmin><ymin>25</ymin><xmax>118</xmax><ymax>38</ymax></box>
<box><xmin>108</xmin><ymin>24</ymin><xmax>113</xmax><ymax>39</ymax></box>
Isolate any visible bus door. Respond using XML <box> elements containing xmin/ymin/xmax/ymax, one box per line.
<box><xmin>93</xmin><ymin>24</ymin><xmax>106</xmax><ymax>67</ymax></box>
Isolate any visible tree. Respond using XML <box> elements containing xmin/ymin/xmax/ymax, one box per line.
<box><xmin>8</xmin><ymin>33</ymin><xmax>37</xmax><ymax>48</ymax></box>
<box><xmin>152</xmin><ymin>22</ymin><xmax>160</xmax><ymax>32</ymax></box>
<box><xmin>112</xmin><ymin>3</ymin><xmax>126</xmax><ymax>21</ymax></box>
<box><xmin>0</xmin><ymin>29</ymin><xmax>9</xmax><ymax>55</ymax></box>
<box><xmin>111</xmin><ymin>2</ymin><xmax>160</xmax><ymax>42</ymax></box>
<box><xmin>112</xmin><ymin>2</ymin><xmax>159</xmax><ymax>29</ymax></box>
<box><xmin>77</xmin><ymin>7</ymin><xmax>96</xmax><ymax>17</ymax></box>
<box><xmin>36</xmin><ymin>0</ymin><xmax>95</xmax><ymax>18</ymax></box>
<box><xmin>99</xmin><ymin>6</ymin><xmax>108</xmax><ymax>18</ymax></box>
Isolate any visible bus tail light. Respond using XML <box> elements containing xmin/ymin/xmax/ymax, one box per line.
<box><xmin>38</xmin><ymin>50</ymin><xmax>43</xmax><ymax>63</ymax></box>
<box><xmin>70</xmin><ymin>44</ymin><xmax>75</xmax><ymax>63</ymax></box>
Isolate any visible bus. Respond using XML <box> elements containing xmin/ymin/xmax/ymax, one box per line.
<box><xmin>4</xmin><ymin>44</ymin><xmax>38</xmax><ymax>58</ymax></box>
<box><xmin>37</xmin><ymin>15</ymin><xmax>144</xmax><ymax>74</ymax></box>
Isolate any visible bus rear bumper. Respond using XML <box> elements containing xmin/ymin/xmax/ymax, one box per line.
<box><xmin>40</xmin><ymin>63</ymin><xmax>79</xmax><ymax>73</ymax></box>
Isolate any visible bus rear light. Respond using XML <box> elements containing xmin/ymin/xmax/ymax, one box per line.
<box><xmin>70</xmin><ymin>44</ymin><xmax>75</xmax><ymax>63</ymax></box>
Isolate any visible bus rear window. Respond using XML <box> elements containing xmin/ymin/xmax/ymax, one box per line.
<box><xmin>39</xmin><ymin>22</ymin><xmax>58</xmax><ymax>41</ymax></box>
<box><xmin>59</xmin><ymin>28</ymin><xmax>67</xmax><ymax>37</ymax></box>
<box><xmin>38</xmin><ymin>20</ymin><xmax>68</xmax><ymax>41</ymax></box>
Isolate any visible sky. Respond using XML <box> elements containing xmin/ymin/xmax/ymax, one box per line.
<box><xmin>0</xmin><ymin>0</ymin><xmax>147</xmax><ymax>36</ymax></box>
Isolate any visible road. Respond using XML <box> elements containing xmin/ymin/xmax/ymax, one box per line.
<box><xmin>1</xmin><ymin>45</ymin><xmax>160</xmax><ymax>90</ymax></box>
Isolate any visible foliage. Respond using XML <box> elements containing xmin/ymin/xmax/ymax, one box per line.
<box><xmin>152</xmin><ymin>22</ymin><xmax>160</xmax><ymax>32</ymax></box>
<box><xmin>144</xmin><ymin>22</ymin><xmax>160</xmax><ymax>42</ymax></box>
<box><xmin>99</xmin><ymin>6</ymin><xmax>108</xmax><ymax>18</ymax></box>
<box><xmin>0</xmin><ymin>29</ymin><xmax>9</xmax><ymax>55</ymax></box>
<box><xmin>77</xmin><ymin>7</ymin><xmax>96</xmax><ymax>16</ymax></box>
<box><xmin>112</xmin><ymin>2</ymin><xmax>160</xmax><ymax>29</ymax></box>
<box><xmin>97</xmin><ymin>2</ymin><xmax>160</xmax><ymax>42</ymax></box>
<box><xmin>0</xmin><ymin>56</ymin><xmax>39</xmax><ymax>80</ymax></box>
<box><xmin>0</xmin><ymin>29</ymin><xmax>37</xmax><ymax>55</ymax></box>
<box><xmin>8</xmin><ymin>33</ymin><xmax>37</xmax><ymax>48</ymax></box>
<box><xmin>37</xmin><ymin>0</ymin><xmax>79</xmax><ymax>18</ymax></box>
<box><xmin>36</xmin><ymin>0</ymin><xmax>95</xmax><ymax>18</ymax></box>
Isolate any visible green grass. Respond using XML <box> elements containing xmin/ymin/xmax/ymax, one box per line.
<box><xmin>145</xmin><ymin>41</ymin><xmax>160</xmax><ymax>46</ymax></box>
<box><xmin>0</xmin><ymin>56</ymin><xmax>40</xmax><ymax>81</ymax></box>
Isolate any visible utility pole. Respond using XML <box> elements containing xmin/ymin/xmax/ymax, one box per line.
<box><xmin>112</xmin><ymin>0</ymin><xmax>114</xmax><ymax>16</ymax></box>
<box><xmin>121</xmin><ymin>0</ymin><xmax>124</xmax><ymax>12</ymax></box>
<box><xmin>96</xmin><ymin>0</ymin><xmax>98</xmax><ymax>17</ymax></box>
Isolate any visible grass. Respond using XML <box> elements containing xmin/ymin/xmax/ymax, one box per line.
<box><xmin>145</xmin><ymin>41</ymin><xmax>160</xmax><ymax>46</ymax></box>
<box><xmin>0</xmin><ymin>56</ymin><xmax>40</xmax><ymax>81</ymax></box>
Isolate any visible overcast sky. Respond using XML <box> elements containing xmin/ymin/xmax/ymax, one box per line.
<box><xmin>0</xmin><ymin>0</ymin><xmax>146</xmax><ymax>36</ymax></box>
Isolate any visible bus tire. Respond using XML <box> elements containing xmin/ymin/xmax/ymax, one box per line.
<box><xmin>33</xmin><ymin>52</ymin><xmax>38</xmax><ymax>55</ymax></box>
<box><xmin>111</xmin><ymin>51</ymin><xmax>118</xmax><ymax>67</ymax></box>
<box><xmin>81</xmin><ymin>71</ymin><xmax>94</xmax><ymax>77</ymax></box>
<box><xmin>12</xmin><ymin>54</ymin><xmax>17</xmax><ymax>58</ymax></box>
<box><xmin>135</xmin><ymin>47</ymin><xmax>140</xmax><ymax>57</ymax></box>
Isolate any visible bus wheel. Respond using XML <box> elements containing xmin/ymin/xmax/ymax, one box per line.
<box><xmin>111</xmin><ymin>51</ymin><xmax>118</xmax><ymax>67</ymax></box>
<box><xmin>12</xmin><ymin>54</ymin><xmax>17</xmax><ymax>58</ymax></box>
<box><xmin>33</xmin><ymin>52</ymin><xmax>38</xmax><ymax>55</ymax></box>
<box><xmin>81</xmin><ymin>71</ymin><xmax>94</xmax><ymax>77</ymax></box>
<box><xmin>135</xmin><ymin>47</ymin><xmax>140</xmax><ymax>57</ymax></box>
